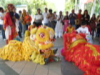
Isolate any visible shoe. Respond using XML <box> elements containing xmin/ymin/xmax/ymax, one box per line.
<box><xmin>53</xmin><ymin>56</ymin><xmax>61</xmax><ymax>62</ymax></box>
<box><xmin>53</xmin><ymin>48</ymin><xmax>58</xmax><ymax>54</ymax></box>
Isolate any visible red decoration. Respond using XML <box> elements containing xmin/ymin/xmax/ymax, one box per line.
<box><xmin>62</xmin><ymin>32</ymin><xmax>100</xmax><ymax>75</ymax></box>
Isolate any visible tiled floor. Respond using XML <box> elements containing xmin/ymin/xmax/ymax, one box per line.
<box><xmin>0</xmin><ymin>33</ymin><xmax>63</xmax><ymax>75</ymax></box>
<box><xmin>0</xmin><ymin>33</ymin><xmax>100</xmax><ymax>75</ymax></box>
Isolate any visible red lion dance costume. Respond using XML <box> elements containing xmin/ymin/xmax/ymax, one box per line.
<box><xmin>4</xmin><ymin>4</ymin><xmax>18</xmax><ymax>44</ymax></box>
<box><xmin>62</xmin><ymin>33</ymin><xmax>100</xmax><ymax>75</ymax></box>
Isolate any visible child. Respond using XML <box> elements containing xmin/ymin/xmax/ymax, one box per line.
<box><xmin>28</xmin><ymin>22</ymin><xmax>37</xmax><ymax>31</ymax></box>
<box><xmin>77</xmin><ymin>21</ymin><xmax>93</xmax><ymax>43</ymax></box>
<box><xmin>66</xmin><ymin>23</ymin><xmax>75</xmax><ymax>33</ymax></box>
<box><xmin>63</xmin><ymin>16</ymin><xmax>69</xmax><ymax>33</ymax></box>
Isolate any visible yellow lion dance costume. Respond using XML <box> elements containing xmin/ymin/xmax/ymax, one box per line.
<box><xmin>0</xmin><ymin>26</ymin><xmax>57</xmax><ymax>65</ymax></box>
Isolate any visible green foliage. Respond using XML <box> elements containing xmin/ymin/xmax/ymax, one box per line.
<box><xmin>46</xmin><ymin>2</ymin><xmax>57</xmax><ymax>13</ymax></box>
<box><xmin>28</xmin><ymin>0</ymin><xmax>47</xmax><ymax>14</ymax></box>
<box><xmin>85</xmin><ymin>3</ymin><xmax>93</xmax><ymax>15</ymax></box>
<box><xmin>0</xmin><ymin>0</ymin><xmax>100</xmax><ymax>16</ymax></box>
<box><xmin>95</xmin><ymin>0</ymin><xmax>100</xmax><ymax>15</ymax></box>
<box><xmin>65</xmin><ymin>0</ymin><xmax>75</xmax><ymax>13</ymax></box>
<box><xmin>0</xmin><ymin>0</ymin><xmax>47</xmax><ymax>14</ymax></box>
<box><xmin>85</xmin><ymin>0</ymin><xmax>100</xmax><ymax>16</ymax></box>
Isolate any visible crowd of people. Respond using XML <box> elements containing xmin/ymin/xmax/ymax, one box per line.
<box><xmin>0</xmin><ymin>4</ymin><xmax>100</xmax><ymax>44</ymax></box>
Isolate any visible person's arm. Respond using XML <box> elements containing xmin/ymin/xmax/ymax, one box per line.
<box><xmin>0</xmin><ymin>16</ymin><xmax>4</xmax><ymax>20</ymax></box>
<box><xmin>69</xmin><ymin>14</ymin><xmax>71</xmax><ymax>19</ymax></box>
<box><xmin>41</xmin><ymin>15</ymin><xmax>43</xmax><ymax>20</ymax></box>
<box><xmin>88</xmin><ymin>15</ymin><xmax>90</xmax><ymax>21</ymax></box>
<box><xmin>81</xmin><ymin>15</ymin><xmax>84</xmax><ymax>20</ymax></box>
<box><xmin>4</xmin><ymin>13</ymin><xmax>9</xmax><ymax>29</ymax></box>
<box><xmin>76</xmin><ymin>27</ymin><xmax>81</xmax><ymax>33</ymax></box>
<box><xmin>47</xmin><ymin>14</ymin><xmax>51</xmax><ymax>19</ymax></box>
<box><xmin>85</xmin><ymin>28</ymin><xmax>90</xmax><ymax>35</ymax></box>
<box><xmin>29</xmin><ymin>16</ymin><xmax>32</xmax><ymax>22</ymax></box>
<box><xmin>57</xmin><ymin>16</ymin><xmax>61</xmax><ymax>21</ymax></box>
<box><xmin>74</xmin><ymin>14</ymin><xmax>77</xmax><ymax>18</ymax></box>
<box><xmin>34</xmin><ymin>15</ymin><xmax>36</xmax><ymax>22</ymax></box>
<box><xmin>66</xmin><ymin>27</ymin><xmax>68</xmax><ymax>33</ymax></box>
<box><xmin>53</xmin><ymin>14</ymin><xmax>56</xmax><ymax>20</ymax></box>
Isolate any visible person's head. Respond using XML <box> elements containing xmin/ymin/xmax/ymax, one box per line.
<box><xmin>7</xmin><ymin>4</ymin><xmax>15</xmax><ymax>12</ymax></box>
<box><xmin>84</xmin><ymin>10</ymin><xmax>88</xmax><ymax>15</ymax></box>
<box><xmin>66</xmin><ymin>11</ymin><xmax>68</xmax><ymax>15</ymax></box>
<box><xmin>49</xmin><ymin>9</ymin><xmax>52</xmax><ymax>14</ymax></box>
<box><xmin>79</xmin><ymin>9</ymin><xmax>82</xmax><ymax>14</ymax></box>
<box><xmin>92</xmin><ymin>14</ymin><xmax>95</xmax><ymax>18</ymax></box>
<box><xmin>59</xmin><ymin>11</ymin><xmax>62</xmax><ymax>15</ymax></box>
<box><xmin>72</xmin><ymin>9</ymin><xmax>75</xmax><ymax>14</ymax></box>
<box><xmin>69</xmin><ymin>23</ymin><xmax>73</xmax><ymax>28</ymax></box>
<box><xmin>23</xmin><ymin>9</ymin><xmax>27</xmax><ymax>16</ymax></box>
<box><xmin>33</xmin><ymin>22</ymin><xmax>37</xmax><ymax>27</ymax></box>
<box><xmin>23</xmin><ymin>9</ymin><xmax>26</xmax><ymax>13</ymax></box>
<box><xmin>54</xmin><ymin>11</ymin><xmax>56</xmax><ymax>14</ymax></box>
<box><xmin>37</xmin><ymin>8</ymin><xmax>41</xmax><ymax>14</ymax></box>
<box><xmin>45</xmin><ymin>8</ymin><xmax>48</xmax><ymax>13</ymax></box>
<box><xmin>81</xmin><ymin>21</ymin><xmax>87</xmax><ymax>28</ymax></box>
<box><xmin>2</xmin><ymin>9</ymin><xmax>4</xmax><ymax>13</ymax></box>
<box><xmin>0</xmin><ymin>7</ymin><xmax>3</xmax><ymax>12</ymax></box>
<box><xmin>19</xmin><ymin>10</ymin><xmax>22</xmax><ymax>14</ymax></box>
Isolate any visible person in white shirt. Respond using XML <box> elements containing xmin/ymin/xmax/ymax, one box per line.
<box><xmin>43</xmin><ymin>8</ymin><xmax>49</xmax><ymax>26</ymax></box>
<box><xmin>77</xmin><ymin>21</ymin><xmax>93</xmax><ymax>43</ymax></box>
<box><xmin>0</xmin><ymin>7</ymin><xmax>5</xmax><ymax>40</ymax></box>
<box><xmin>55</xmin><ymin>11</ymin><xmax>64</xmax><ymax>38</ymax></box>
<box><xmin>34</xmin><ymin>8</ymin><xmax>43</xmax><ymax>27</ymax></box>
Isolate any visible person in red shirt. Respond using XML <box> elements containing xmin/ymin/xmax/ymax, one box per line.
<box><xmin>77</xmin><ymin>9</ymin><xmax>82</xmax><ymax>25</ymax></box>
<box><xmin>4</xmin><ymin>4</ymin><xmax>18</xmax><ymax>44</ymax></box>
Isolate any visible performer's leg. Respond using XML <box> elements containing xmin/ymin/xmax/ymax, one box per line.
<box><xmin>0</xmin><ymin>25</ymin><xmax>5</xmax><ymax>39</ymax></box>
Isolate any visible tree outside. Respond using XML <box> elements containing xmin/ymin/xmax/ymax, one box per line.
<box><xmin>0</xmin><ymin>0</ymin><xmax>100</xmax><ymax>16</ymax></box>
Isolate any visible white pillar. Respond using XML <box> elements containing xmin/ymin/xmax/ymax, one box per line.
<box><xmin>79</xmin><ymin>0</ymin><xmax>85</xmax><ymax>12</ymax></box>
<box><xmin>56</xmin><ymin>0</ymin><xmax>65</xmax><ymax>12</ymax></box>
<box><xmin>75</xmin><ymin>0</ymin><xmax>78</xmax><ymax>13</ymax></box>
<box><xmin>91</xmin><ymin>0</ymin><xmax>96</xmax><ymax>17</ymax></box>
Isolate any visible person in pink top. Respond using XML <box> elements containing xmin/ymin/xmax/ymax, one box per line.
<box><xmin>63</xmin><ymin>11</ymin><xmax>69</xmax><ymax>33</ymax></box>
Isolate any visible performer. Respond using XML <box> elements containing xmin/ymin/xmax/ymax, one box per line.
<box><xmin>66</xmin><ymin>23</ymin><xmax>75</xmax><ymax>33</ymax></box>
<box><xmin>62</xmin><ymin>32</ymin><xmax>100</xmax><ymax>75</ymax></box>
<box><xmin>4</xmin><ymin>4</ymin><xmax>18</xmax><ymax>44</ymax></box>
<box><xmin>28</xmin><ymin>22</ymin><xmax>37</xmax><ymax>31</ymax></box>
<box><xmin>77</xmin><ymin>21</ymin><xmax>93</xmax><ymax>43</ymax></box>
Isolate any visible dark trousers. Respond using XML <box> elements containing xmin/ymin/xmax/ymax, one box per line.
<box><xmin>18</xmin><ymin>31</ymin><xmax>22</xmax><ymax>38</ymax></box>
<box><xmin>0</xmin><ymin>25</ymin><xmax>5</xmax><ymax>39</ymax></box>
<box><xmin>19</xmin><ymin>21</ymin><xmax>22</xmax><ymax>38</ymax></box>
<box><xmin>76</xmin><ymin>25</ymin><xmax>80</xmax><ymax>29</ymax></box>
<box><xmin>48</xmin><ymin>21</ymin><xmax>56</xmax><ymax>30</ymax></box>
<box><xmin>26</xmin><ymin>24</ymin><xmax>29</xmax><ymax>30</ymax></box>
